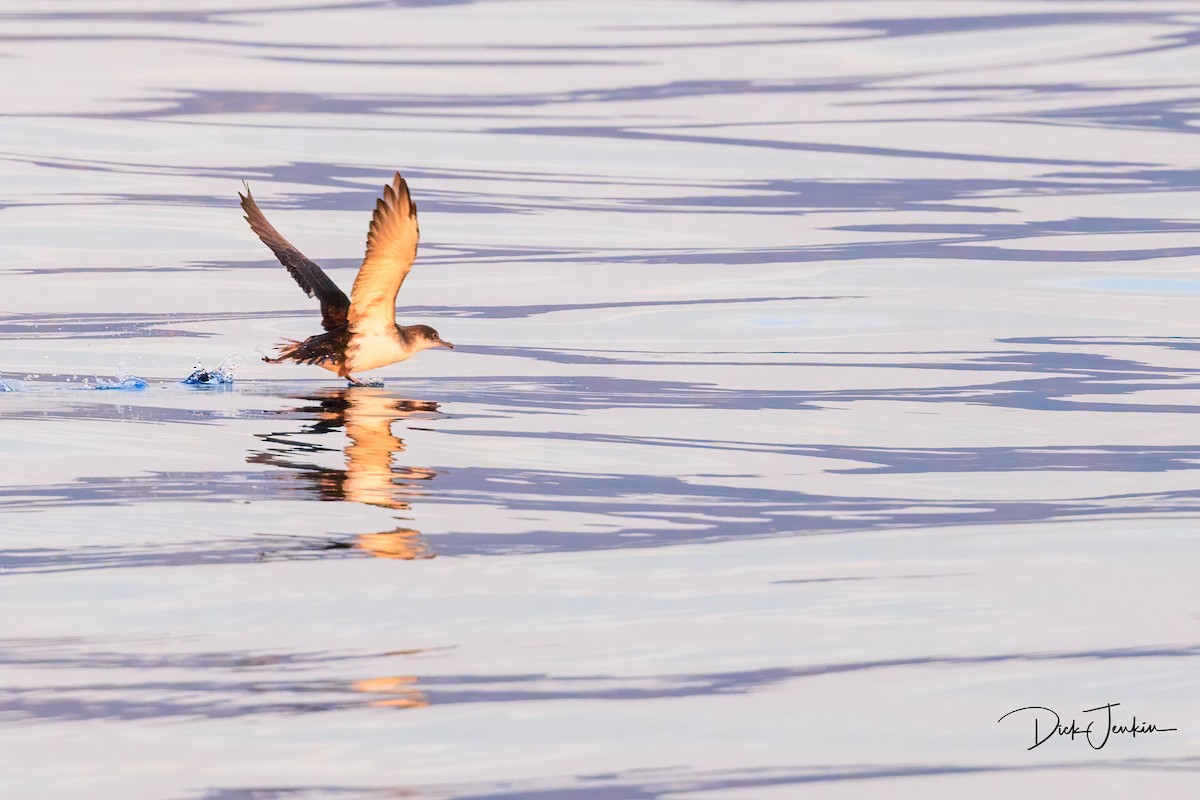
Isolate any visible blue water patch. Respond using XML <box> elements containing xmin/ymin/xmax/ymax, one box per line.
<box><xmin>182</xmin><ymin>368</ymin><xmax>234</xmax><ymax>386</ymax></box>
<box><xmin>93</xmin><ymin>376</ymin><xmax>149</xmax><ymax>390</ymax></box>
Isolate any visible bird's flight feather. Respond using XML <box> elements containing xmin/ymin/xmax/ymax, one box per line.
<box><xmin>239</xmin><ymin>186</ymin><xmax>351</xmax><ymax>331</ymax></box>
<box><xmin>348</xmin><ymin>172</ymin><xmax>420</xmax><ymax>330</ymax></box>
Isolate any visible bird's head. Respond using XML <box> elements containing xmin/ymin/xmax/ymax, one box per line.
<box><xmin>409</xmin><ymin>324</ymin><xmax>454</xmax><ymax>351</ymax></box>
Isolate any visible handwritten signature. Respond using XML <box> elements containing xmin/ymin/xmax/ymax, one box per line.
<box><xmin>998</xmin><ymin>703</ymin><xmax>1178</xmax><ymax>750</ymax></box>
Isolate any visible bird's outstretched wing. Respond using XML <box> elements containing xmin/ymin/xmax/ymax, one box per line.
<box><xmin>239</xmin><ymin>186</ymin><xmax>351</xmax><ymax>331</ymax></box>
<box><xmin>348</xmin><ymin>172</ymin><xmax>419</xmax><ymax>330</ymax></box>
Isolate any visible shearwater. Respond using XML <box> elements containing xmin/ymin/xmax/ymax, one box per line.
<box><xmin>240</xmin><ymin>172</ymin><xmax>453</xmax><ymax>384</ymax></box>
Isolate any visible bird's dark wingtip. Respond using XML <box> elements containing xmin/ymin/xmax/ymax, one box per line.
<box><xmin>390</xmin><ymin>171</ymin><xmax>414</xmax><ymax>213</ymax></box>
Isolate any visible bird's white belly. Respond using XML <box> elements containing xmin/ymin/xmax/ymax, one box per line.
<box><xmin>345</xmin><ymin>329</ymin><xmax>411</xmax><ymax>372</ymax></box>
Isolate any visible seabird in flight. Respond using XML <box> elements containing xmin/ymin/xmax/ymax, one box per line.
<box><xmin>240</xmin><ymin>172</ymin><xmax>453</xmax><ymax>384</ymax></box>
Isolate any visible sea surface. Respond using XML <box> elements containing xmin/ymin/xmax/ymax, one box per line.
<box><xmin>2</xmin><ymin>1</ymin><xmax>1199</xmax><ymax>797</ymax></box>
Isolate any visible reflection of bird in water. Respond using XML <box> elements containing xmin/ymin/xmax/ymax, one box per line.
<box><xmin>335</xmin><ymin>390</ymin><xmax>438</xmax><ymax>507</ymax></box>
<box><xmin>351</xmin><ymin>675</ymin><xmax>429</xmax><ymax>709</ymax></box>
<box><xmin>250</xmin><ymin>388</ymin><xmax>439</xmax><ymax>559</ymax></box>
<box><xmin>240</xmin><ymin>172</ymin><xmax>454</xmax><ymax>384</ymax></box>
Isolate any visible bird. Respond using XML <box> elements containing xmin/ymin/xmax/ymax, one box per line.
<box><xmin>239</xmin><ymin>171</ymin><xmax>453</xmax><ymax>385</ymax></box>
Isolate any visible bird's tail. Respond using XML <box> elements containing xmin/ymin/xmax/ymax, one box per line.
<box><xmin>261</xmin><ymin>331</ymin><xmax>346</xmax><ymax>369</ymax></box>
<box><xmin>262</xmin><ymin>339</ymin><xmax>302</xmax><ymax>364</ymax></box>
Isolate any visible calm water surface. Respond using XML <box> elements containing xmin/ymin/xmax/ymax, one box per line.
<box><xmin>2</xmin><ymin>1</ymin><xmax>1200</xmax><ymax>797</ymax></box>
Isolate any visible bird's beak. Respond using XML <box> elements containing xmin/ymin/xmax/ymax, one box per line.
<box><xmin>439</xmin><ymin>340</ymin><xmax>454</xmax><ymax>349</ymax></box>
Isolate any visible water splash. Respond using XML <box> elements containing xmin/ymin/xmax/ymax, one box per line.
<box><xmin>216</xmin><ymin>353</ymin><xmax>243</xmax><ymax>375</ymax></box>
<box><xmin>94</xmin><ymin>376</ymin><xmax>148</xmax><ymax>390</ymax></box>
<box><xmin>94</xmin><ymin>362</ymin><xmax>148</xmax><ymax>390</ymax></box>
<box><xmin>182</xmin><ymin>353</ymin><xmax>241</xmax><ymax>386</ymax></box>
<box><xmin>182</xmin><ymin>368</ymin><xmax>233</xmax><ymax>386</ymax></box>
